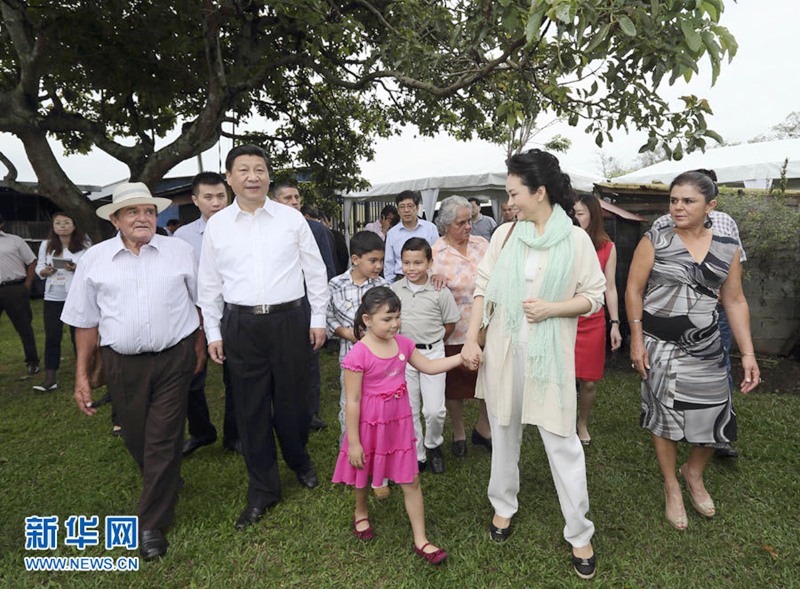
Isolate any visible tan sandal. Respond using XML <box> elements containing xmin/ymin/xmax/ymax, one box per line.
<box><xmin>680</xmin><ymin>465</ymin><xmax>715</xmax><ymax>518</ymax></box>
<box><xmin>664</xmin><ymin>488</ymin><xmax>688</xmax><ymax>530</ymax></box>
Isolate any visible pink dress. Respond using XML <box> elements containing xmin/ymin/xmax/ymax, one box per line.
<box><xmin>332</xmin><ymin>335</ymin><xmax>419</xmax><ymax>487</ymax></box>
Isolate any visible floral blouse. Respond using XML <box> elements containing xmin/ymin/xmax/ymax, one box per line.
<box><xmin>430</xmin><ymin>235</ymin><xmax>489</xmax><ymax>345</ymax></box>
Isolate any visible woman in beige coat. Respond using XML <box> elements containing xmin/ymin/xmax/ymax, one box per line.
<box><xmin>461</xmin><ymin>149</ymin><xmax>606</xmax><ymax>580</ymax></box>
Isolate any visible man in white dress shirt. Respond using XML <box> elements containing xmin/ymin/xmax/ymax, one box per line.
<box><xmin>174</xmin><ymin>172</ymin><xmax>240</xmax><ymax>456</ymax></box>
<box><xmin>62</xmin><ymin>182</ymin><xmax>205</xmax><ymax>562</ymax></box>
<box><xmin>198</xmin><ymin>144</ymin><xmax>330</xmax><ymax>531</ymax></box>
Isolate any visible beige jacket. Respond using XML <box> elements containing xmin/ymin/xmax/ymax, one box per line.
<box><xmin>475</xmin><ymin>223</ymin><xmax>606</xmax><ymax>436</ymax></box>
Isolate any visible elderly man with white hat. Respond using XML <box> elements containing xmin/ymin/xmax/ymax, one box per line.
<box><xmin>61</xmin><ymin>182</ymin><xmax>205</xmax><ymax>562</ymax></box>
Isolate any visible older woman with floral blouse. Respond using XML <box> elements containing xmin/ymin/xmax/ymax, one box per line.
<box><xmin>431</xmin><ymin>196</ymin><xmax>491</xmax><ymax>457</ymax></box>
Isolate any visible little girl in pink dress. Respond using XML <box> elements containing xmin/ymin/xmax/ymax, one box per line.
<box><xmin>332</xmin><ymin>286</ymin><xmax>464</xmax><ymax>564</ymax></box>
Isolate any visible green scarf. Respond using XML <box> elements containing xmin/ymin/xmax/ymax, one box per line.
<box><xmin>482</xmin><ymin>204</ymin><xmax>575</xmax><ymax>407</ymax></box>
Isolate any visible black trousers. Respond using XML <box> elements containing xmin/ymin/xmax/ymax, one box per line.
<box><xmin>185</xmin><ymin>359</ymin><xmax>239</xmax><ymax>444</ymax></box>
<box><xmin>43</xmin><ymin>300</ymin><xmax>75</xmax><ymax>371</ymax></box>
<box><xmin>0</xmin><ymin>283</ymin><xmax>38</xmax><ymax>364</ymax></box>
<box><xmin>223</xmin><ymin>304</ymin><xmax>312</xmax><ymax>509</ymax></box>
<box><xmin>102</xmin><ymin>336</ymin><xmax>195</xmax><ymax>530</ymax></box>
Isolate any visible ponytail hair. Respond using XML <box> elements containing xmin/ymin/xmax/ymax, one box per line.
<box><xmin>353</xmin><ymin>286</ymin><xmax>402</xmax><ymax>340</ymax></box>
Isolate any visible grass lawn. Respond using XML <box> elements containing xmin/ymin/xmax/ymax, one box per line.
<box><xmin>1</xmin><ymin>299</ymin><xmax>798</xmax><ymax>588</ymax></box>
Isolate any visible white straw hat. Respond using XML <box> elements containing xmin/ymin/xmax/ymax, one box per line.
<box><xmin>96</xmin><ymin>182</ymin><xmax>172</xmax><ymax>220</ymax></box>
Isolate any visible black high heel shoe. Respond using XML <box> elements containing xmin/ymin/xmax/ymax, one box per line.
<box><xmin>471</xmin><ymin>429</ymin><xmax>492</xmax><ymax>452</ymax></box>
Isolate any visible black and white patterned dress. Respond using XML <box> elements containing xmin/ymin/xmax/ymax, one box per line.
<box><xmin>640</xmin><ymin>226</ymin><xmax>739</xmax><ymax>444</ymax></box>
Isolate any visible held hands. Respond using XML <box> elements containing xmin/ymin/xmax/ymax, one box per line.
<box><xmin>610</xmin><ymin>324</ymin><xmax>622</xmax><ymax>351</ymax></box>
<box><xmin>74</xmin><ymin>374</ymin><xmax>96</xmax><ymax>416</ymax></box>
<box><xmin>348</xmin><ymin>442</ymin><xmax>366</xmax><ymax>469</ymax></box>
<box><xmin>208</xmin><ymin>340</ymin><xmax>226</xmax><ymax>365</ymax></box>
<box><xmin>461</xmin><ymin>340</ymin><xmax>483</xmax><ymax>371</ymax></box>
<box><xmin>630</xmin><ymin>337</ymin><xmax>650</xmax><ymax>379</ymax></box>
<box><xmin>40</xmin><ymin>265</ymin><xmax>56</xmax><ymax>277</ymax></box>
<box><xmin>740</xmin><ymin>355</ymin><xmax>761</xmax><ymax>394</ymax></box>
<box><xmin>523</xmin><ymin>299</ymin><xmax>553</xmax><ymax>323</ymax></box>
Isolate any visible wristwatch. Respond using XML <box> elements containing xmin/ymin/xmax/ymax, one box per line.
<box><xmin>609</xmin><ymin>320</ymin><xmax>620</xmax><ymax>325</ymax></box>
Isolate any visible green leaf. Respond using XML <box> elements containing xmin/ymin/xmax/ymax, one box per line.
<box><xmin>525</xmin><ymin>8</ymin><xmax>546</xmax><ymax>44</ymax></box>
<box><xmin>700</xmin><ymin>1</ymin><xmax>718</xmax><ymax>21</ymax></box>
<box><xmin>650</xmin><ymin>0</ymin><xmax>660</xmax><ymax>17</ymax></box>
<box><xmin>595</xmin><ymin>132</ymin><xmax>604</xmax><ymax>147</ymax></box>
<box><xmin>673</xmin><ymin>142</ymin><xmax>684</xmax><ymax>160</ymax></box>
<box><xmin>585</xmin><ymin>24</ymin><xmax>610</xmax><ymax>53</ymax></box>
<box><xmin>617</xmin><ymin>15</ymin><xmax>637</xmax><ymax>37</ymax></box>
<box><xmin>680</xmin><ymin>21</ymin><xmax>702</xmax><ymax>52</ymax></box>
<box><xmin>704</xmin><ymin>129</ymin><xmax>724</xmax><ymax>144</ymax></box>
<box><xmin>639</xmin><ymin>136</ymin><xmax>658</xmax><ymax>153</ymax></box>
<box><xmin>555</xmin><ymin>2</ymin><xmax>572</xmax><ymax>24</ymax></box>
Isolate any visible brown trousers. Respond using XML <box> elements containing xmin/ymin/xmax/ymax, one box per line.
<box><xmin>102</xmin><ymin>336</ymin><xmax>195</xmax><ymax>530</ymax></box>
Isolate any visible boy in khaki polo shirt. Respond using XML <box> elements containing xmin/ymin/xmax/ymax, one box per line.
<box><xmin>392</xmin><ymin>238</ymin><xmax>460</xmax><ymax>474</ymax></box>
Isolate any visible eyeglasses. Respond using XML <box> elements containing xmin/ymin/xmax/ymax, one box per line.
<box><xmin>397</xmin><ymin>204</ymin><xmax>417</xmax><ymax>211</ymax></box>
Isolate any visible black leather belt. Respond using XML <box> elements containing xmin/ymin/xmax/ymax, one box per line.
<box><xmin>415</xmin><ymin>340</ymin><xmax>442</xmax><ymax>350</ymax></box>
<box><xmin>226</xmin><ymin>298</ymin><xmax>303</xmax><ymax>315</ymax></box>
<box><xmin>0</xmin><ymin>278</ymin><xmax>25</xmax><ymax>288</ymax></box>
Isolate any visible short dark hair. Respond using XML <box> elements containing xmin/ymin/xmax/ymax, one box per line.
<box><xmin>166</xmin><ymin>219</ymin><xmax>181</xmax><ymax>227</ymax></box>
<box><xmin>350</xmin><ymin>231</ymin><xmax>385</xmax><ymax>257</ymax></box>
<box><xmin>380</xmin><ymin>204</ymin><xmax>398</xmax><ymax>219</ymax></box>
<box><xmin>273</xmin><ymin>182</ymin><xmax>297</xmax><ymax>197</ymax></box>
<box><xmin>670</xmin><ymin>169</ymin><xmax>719</xmax><ymax>203</ymax></box>
<box><xmin>301</xmin><ymin>203</ymin><xmax>320</xmax><ymax>219</ymax></box>
<box><xmin>468</xmin><ymin>197</ymin><xmax>481</xmax><ymax>206</ymax></box>
<box><xmin>225</xmin><ymin>144</ymin><xmax>270</xmax><ymax>172</ymax></box>
<box><xmin>191</xmin><ymin>171</ymin><xmax>226</xmax><ymax>196</ymax></box>
<box><xmin>401</xmin><ymin>237</ymin><xmax>432</xmax><ymax>260</ymax></box>
<box><xmin>395</xmin><ymin>190</ymin><xmax>420</xmax><ymax>206</ymax></box>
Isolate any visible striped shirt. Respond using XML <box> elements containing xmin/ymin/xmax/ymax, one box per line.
<box><xmin>652</xmin><ymin>211</ymin><xmax>747</xmax><ymax>262</ymax></box>
<box><xmin>326</xmin><ymin>269</ymin><xmax>387</xmax><ymax>362</ymax></box>
<box><xmin>61</xmin><ymin>233</ymin><xmax>200</xmax><ymax>355</ymax></box>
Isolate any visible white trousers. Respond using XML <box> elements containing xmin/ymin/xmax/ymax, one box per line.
<box><xmin>487</xmin><ymin>345</ymin><xmax>595</xmax><ymax>548</ymax></box>
<box><xmin>405</xmin><ymin>340</ymin><xmax>446</xmax><ymax>462</ymax></box>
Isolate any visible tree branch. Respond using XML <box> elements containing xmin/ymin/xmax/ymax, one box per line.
<box><xmin>0</xmin><ymin>150</ymin><xmax>38</xmax><ymax>195</ymax></box>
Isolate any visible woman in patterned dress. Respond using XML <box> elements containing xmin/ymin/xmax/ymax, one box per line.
<box><xmin>626</xmin><ymin>170</ymin><xmax>760</xmax><ymax>530</ymax></box>
<box><xmin>430</xmin><ymin>196</ymin><xmax>492</xmax><ymax>457</ymax></box>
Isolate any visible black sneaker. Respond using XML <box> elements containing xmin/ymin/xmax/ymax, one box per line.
<box><xmin>572</xmin><ymin>553</ymin><xmax>597</xmax><ymax>580</ymax></box>
<box><xmin>451</xmin><ymin>439</ymin><xmax>467</xmax><ymax>457</ymax></box>
<box><xmin>428</xmin><ymin>446</ymin><xmax>445</xmax><ymax>474</ymax></box>
<box><xmin>418</xmin><ymin>460</ymin><xmax>427</xmax><ymax>472</ymax></box>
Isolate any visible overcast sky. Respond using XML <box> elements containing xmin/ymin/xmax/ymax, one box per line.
<box><xmin>0</xmin><ymin>0</ymin><xmax>796</xmax><ymax>187</ymax></box>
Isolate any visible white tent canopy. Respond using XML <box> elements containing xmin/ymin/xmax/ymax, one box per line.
<box><xmin>613</xmin><ymin>138</ymin><xmax>800</xmax><ymax>189</ymax></box>
<box><xmin>340</xmin><ymin>158</ymin><xmax>602</xmax><ymax>239</ymax></box>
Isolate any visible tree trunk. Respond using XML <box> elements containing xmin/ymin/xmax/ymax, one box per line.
<box><xmin>18</xmin><ymin>128</ymin><xmax>108</xmax><ymax>241</ymax></box>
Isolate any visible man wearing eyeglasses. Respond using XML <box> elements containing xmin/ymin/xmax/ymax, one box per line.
<box><xmin>383</xmin><ymin>191</ymin><xmax>440</xmax><ymax>282</ymax></box>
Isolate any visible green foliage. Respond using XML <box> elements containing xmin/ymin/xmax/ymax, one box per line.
<box><xmin>716</xmin><ymin>174</ymin><xmax>800</xmax><ymax>282</ymax></box>
<box><xmin>0</xmin><ymin>0</ymin><xmax>739</xmax><ymax>213</ymax></box>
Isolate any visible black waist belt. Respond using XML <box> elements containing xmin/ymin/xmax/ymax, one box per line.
<box><xmin>0</xmin><ymin>278</ymin><xmax>25</xmax><ymax>288</ymax></box>
<box><xmin>226</xmin><ymin>298</ymin><xmax>303</xmax><ymax>315</ymax></box>
<box><xmin>415</xmin><ymin>340</ymin><xmax>442</xmax><ymax>350</ymax></box>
